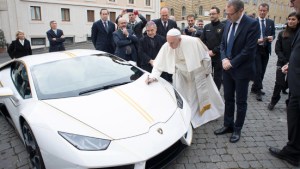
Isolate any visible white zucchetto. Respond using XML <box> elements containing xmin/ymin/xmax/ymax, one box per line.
<box><xmin>167</xmin><ymin>28</ymin><xmax>181</xmax><ymax>36</ymax></box>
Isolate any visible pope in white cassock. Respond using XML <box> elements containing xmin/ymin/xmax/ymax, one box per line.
<box><xmin>146</xmin><ymin>28</ymin><xmax>224</xmax><ymax>128</ymax></box>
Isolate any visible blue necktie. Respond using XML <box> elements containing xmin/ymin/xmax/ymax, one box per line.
<box><xmin>261</xmin><ymin>19</ymin><xmax>266</xmax><ymax>38</ymax></box>
<box><xmin>226</xmin><ymin>22</ymin><xmax>237</xmax><ymax>57</ymax></box>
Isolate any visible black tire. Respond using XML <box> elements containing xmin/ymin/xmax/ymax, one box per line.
<box><xmin>22</xmin><ymin>121</ymin><xmax>46</xmax><ymax>169</ymax></box>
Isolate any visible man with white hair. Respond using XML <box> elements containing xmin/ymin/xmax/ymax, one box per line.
<box><xmin>146</xmin><ymin>28</ymin><xmax>224</xmax><ymax>128</ymax></box>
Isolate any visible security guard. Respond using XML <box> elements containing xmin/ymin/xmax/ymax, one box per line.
<box><xmin>201</xmin><ymin>6</ymin><xmax>225</xmax><ymax>90</ymax></box>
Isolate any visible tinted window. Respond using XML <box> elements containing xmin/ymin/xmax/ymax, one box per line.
<box><xmin>31</xmin><ymin>54</ymin><xmax>144</xmax><ymax>100</ymax></box>
<box><xmin>11</xmin><ymin>62</ymin><xmax>32</xmax><ymax>99</ymax></box>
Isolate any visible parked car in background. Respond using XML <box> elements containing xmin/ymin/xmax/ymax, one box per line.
<box><xmin>275</xmin><ymin>24</ymin><xmax>286</xmax><ymax>30</ymax></box>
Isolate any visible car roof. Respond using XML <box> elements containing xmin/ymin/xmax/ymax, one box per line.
<box><xmin>2</xmin><ymin>49</ymin><xmax>106</xmax><ymax>68</ymax></box>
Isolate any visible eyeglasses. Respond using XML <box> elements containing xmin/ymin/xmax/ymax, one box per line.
<box><xmin>209</xmin><ymin>13</ymin><xmax>218</xmax><ymax>16</ymax></box>
<box><xmin>225</xmin><ymin>10</ymin><xmax>239</xmax><ymax>16</ymax></box>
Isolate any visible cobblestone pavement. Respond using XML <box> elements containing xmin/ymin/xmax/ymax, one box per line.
<box><xmin>1</xmin><ymin>39</ymin><xmax>300</xmax><ymax>169</ymax></box>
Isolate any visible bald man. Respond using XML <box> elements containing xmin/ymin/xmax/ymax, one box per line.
<box><xmin>152</xmin><ymin>7</ymin><xmax>178</xmax><ymax>38</ymax></box>
<box><xmin>113</xmin><ymin>17</ymin><xmax>138</xmax><ymax>62</ymax></box>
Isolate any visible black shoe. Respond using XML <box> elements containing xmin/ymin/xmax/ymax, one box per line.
<box><xmin>282</xmin><ymin>90</ymin><xmax>288</xmax><ymax>95</ymax></box>
<box><xmin>214</xmin><ymin>126</ymin><xmax>233</xmax><ymax>135</ymax></box>
<box><xmin>256</xmin><ymin>93</ymin><xmax>262</xmax><ymax>101</ymax></box>
<box><xmin>269</xmin><ymin>147</ymin><xmax>299</xmax><ymax>167</ymax></box>
<box><xmin>230</xmin><ymin>130</ymin><xmax>241</xmax><ymax>143</ymax></box>
<box><xmin>268</xmin><ymin>103</ymin><xmax>275</xmax><ymax>110</ymax></box>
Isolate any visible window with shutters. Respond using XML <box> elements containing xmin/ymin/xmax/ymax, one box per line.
<box><xmin>61</xmin><ymin>8</ymin><xmax>70</xmax><ymax>21</ymax></box>
<box><xmin>87</xmin><ymin>10</ymin><xmax>94</xmax><ymax>22</ymax></box>
<box><xmin>30</xmin><ymin>6</ymin><xmax>41</xmax><ymax>20</ymax></box>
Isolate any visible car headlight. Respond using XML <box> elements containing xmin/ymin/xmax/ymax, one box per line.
<box><xmin>58</xmin><ymin>132</ymin><xmax>110</xmax><ymax>151</ymax></box>
<box><xmin>174</xmin><ymin>89</ymin><xmax>183</xmax><ymax>109</ymax></box>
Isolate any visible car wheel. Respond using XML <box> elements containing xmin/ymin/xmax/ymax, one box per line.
<box><xmin>22</xmin><ymin>121</ymin><xmax>46</xmax><ymax>169</ymax></box>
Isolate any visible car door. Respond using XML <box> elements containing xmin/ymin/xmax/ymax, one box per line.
<box><xmin>2</xmin><ymin>61</ymin><xmax>33</xmax><ymax>135</ymax></box>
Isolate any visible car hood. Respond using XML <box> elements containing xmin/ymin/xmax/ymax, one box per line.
<box><xmin>43</xmin><ymin>76</ymin><xmax>178</xmax><ymax>139</ymax></box>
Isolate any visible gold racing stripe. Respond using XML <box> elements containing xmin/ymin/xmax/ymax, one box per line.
<box><xmin>63</xmin><ymin>51</ymin><xmax>76</xmax><ymax>58</ymax></box>
<box><xmin>113</xmin><ymin>88</ymin><xmax>154</xmax><ymax>123</ymax></box>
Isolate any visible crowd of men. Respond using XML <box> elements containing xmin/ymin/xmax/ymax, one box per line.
<box><xmin>46</xmin><ymin>0</ymin><xmax>300</xmax><ymax>166</ymax></box>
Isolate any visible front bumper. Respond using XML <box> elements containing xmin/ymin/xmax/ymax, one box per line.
<box><xmin>36</xmin><ymin>108</ymin><xmax>193</xmax><ymax>169</ymax></box>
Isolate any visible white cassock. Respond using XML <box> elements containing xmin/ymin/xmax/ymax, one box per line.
<box><xmin>150</xmin><ymin>35</ymin><xmax>224</xmax><ymax>128</ymax></box>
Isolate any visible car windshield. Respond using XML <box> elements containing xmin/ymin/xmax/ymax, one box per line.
<box><xmin>31</xmin><ymin>54</ymin><xmax>144</xmax><ymax>100</ymax></box>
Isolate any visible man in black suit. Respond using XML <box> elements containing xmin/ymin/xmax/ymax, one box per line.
<box><xmin>153</xmin><ymin>7</ymin><xmax>178</xmax><ymax>38</ymax></box>
<box><xmin>91</xmin><ymin>9</ymin><xmax>116</xmax><ymax>54</ymax></box>
<box><xmin>152</xmin><ymin>7</ymin><xmax>177</xmax><ymax>82</ymax></box>
<box><xmin>46</xmin><ymin>21</ymin><xmax>65</xmax><ymax>52</ymax></box>
<box><xmin>251</xmin><ymin>3</ymin><xmax>275</xmax><ymax>101</ymax></box>
<box><xmin>214</xmin><ymin>0</ymin><xmax>260</xmax><ymax>143</ymax></box>
<box><xmin>113</xmin><ymin>17</ymin><xmax>138</xmax><ymax>62</ymax></box>
<box><xmin>268</xmin><ymin>0</ymin><xmax>300</xmax><ymax>166</ymax></box>
<box><xmin>183</xmin><ymin>14</ymin><xmax>202</xmax><ymax>37</ymax></box>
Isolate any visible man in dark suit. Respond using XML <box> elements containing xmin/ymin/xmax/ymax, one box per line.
<box><xmin>116</xmin><ymin>9</ymin><xmax>147</xmax><ymax>67</ymax></box>
<box><xmin>251</xmin><ymin>3</ymin><xmax>275</xmax><ymax>101</ymax></box>
<box><xmin>214</xmin><ymin>0</ymin><xmax>260</xmax><ymax>143</ymax></box>
<box><xmin>183</xmin><ymin>14</ymin><xmax>202</xmax><ymax>37</ymax></box>
<box><xmin>113</xmin><ymin>17</ymin><xmax>138</xmax><ymax>62</ymax></box>
<box><xmin>91</xmin><ymin>9</ymin><xmax>116</xmax><ymax>54</ymax></box>
<box><xmin>152</xmin><ymin>7</ymin><xmax>176</xmax><ymax>82</ymax></box>
<box><xmin>46</xmin><ymin>21</ymin><xmax>65</xmax><ymax>52</ymax></box>
<box><xmin>153</xmin><ymin>7</ymin><xmax>178</xmax><ymax>38</ymax></box>
<box><xmin>268</xmin><ymin>0</ymin><xmax>300</xmax><ymax>166</ymax></box>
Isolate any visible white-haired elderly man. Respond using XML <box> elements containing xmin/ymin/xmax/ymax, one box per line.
<box><xmin>139</xmin><ymin>21</ymin><xmax>172</xmax><ymax>82</ymax></box>
<box><xmin>145</xmin><ymin>28</ymin><xmax>224</xmax><ymax>128</ymax></box>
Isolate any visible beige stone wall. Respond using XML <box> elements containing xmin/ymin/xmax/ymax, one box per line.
<box><xmin>161</xmin><ymin>0</ymin><xmax>293</xmax><ymax>24</ymax></box>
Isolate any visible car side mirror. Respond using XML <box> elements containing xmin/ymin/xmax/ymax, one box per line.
<box><xmin>0</xmin><ymin>87</ymin><xmax>14</xmax><ymax>98</ymax></box>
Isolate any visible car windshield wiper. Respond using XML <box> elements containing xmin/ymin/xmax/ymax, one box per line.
<box><xmin>79</xmin><ymin>82</ymin><xmax>131</xmax><ymax>95</ymax></box>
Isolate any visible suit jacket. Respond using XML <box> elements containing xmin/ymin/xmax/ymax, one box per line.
<box><xmin>288</xmin><ymin>27</ymin><xmax>300</xmax><ymax>96</ymax></box>
<box><xmin>220</xmin><ymin>15</ymin><xmax>260</xmax><ymax>80</ymax></box>
<box><xmin>116</xmin><ymin>14</ymin><xmax>147</xmax><ymax>39</ymax></box>
<box><xmin>113</xmin><ymin>29</ymin><xmax>138</xmax><ymax>61</ymax></box>
<box><xmin>257</xmin><ymin>18</ymin><xmax>275</xmax><ymax>55</ymax></box>
<box><xmin>153</xmin><ymin>19</ymin><xmax>178</xmax><ymax>38</ymax></box>
<box><xmin>184</xmin><ymin>25</ymin><xmax>202</xmax><ymax>37</ymax></box>
<box><xmin>46</xmin><ymin>29</ymin><xmax>65</xmax><ymax>52</ymax></box>
<box><xmin>91</xmin><ymin>20</ymin><xmax>116</xmax><ymax>54</ymax></box>
<box><xmin>8</xmin><ymin>39</ymin><xmax>32</xmax><ymax>59</ymax></box>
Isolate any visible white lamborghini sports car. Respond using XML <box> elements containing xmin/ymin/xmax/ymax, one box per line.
<box><xmin>0</xmin><ymin>49</ymin><xmax>193</xmax><ymax>169</ymax></box>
